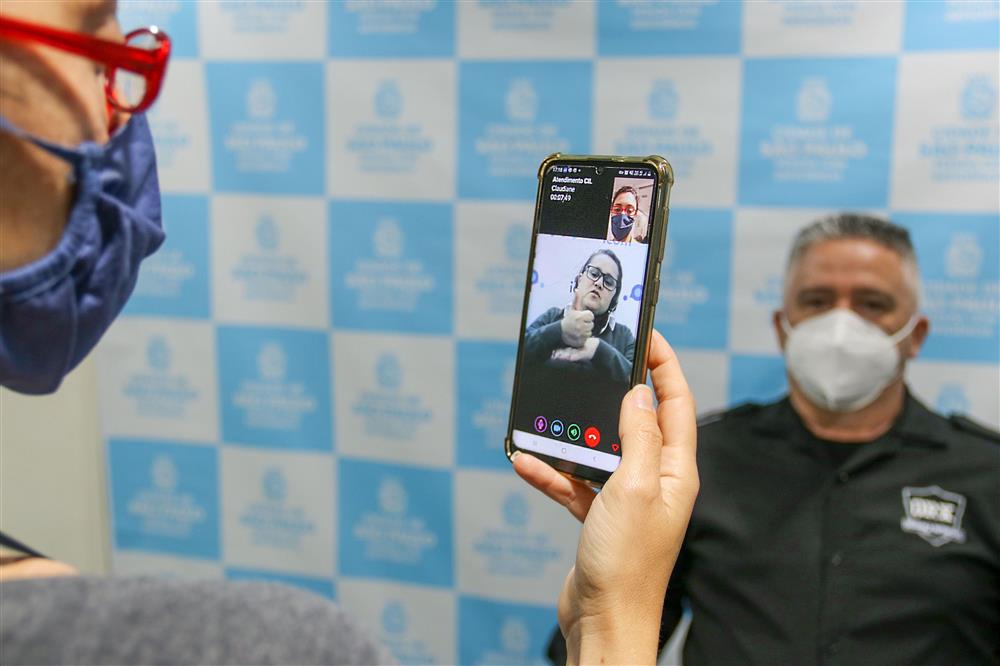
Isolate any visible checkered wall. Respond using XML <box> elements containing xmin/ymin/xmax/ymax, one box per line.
<box><xmin>98</xmin><ymin>2</ymin><xmax>999</xmax><ymax>663</ymax></box>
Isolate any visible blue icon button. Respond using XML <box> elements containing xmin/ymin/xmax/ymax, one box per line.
<box><xmin>550</xmin><ymin>419</ymin><xmax>565</xmax><ymax>437</ymax></box>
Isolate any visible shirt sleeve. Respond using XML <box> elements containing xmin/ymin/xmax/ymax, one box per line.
<box><xmin>524</xmin><ymin>308</ymin><xmax>565</xmax><ymax>363</ymax></box>
<box><xmin>591</xmin><ymin>327</ymin><xmax>635</xmax><ymax>384</ymax></box>
<box><xmin>659</xmin><ymin>541</ymin><xmax>691</xmax><ymax>654</ymax></box>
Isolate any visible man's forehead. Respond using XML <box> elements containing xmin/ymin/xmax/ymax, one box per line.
<box><xmin>787</xmin><ymin>238</ymin><xmax>909</xmax><ymax>292</ymax></box>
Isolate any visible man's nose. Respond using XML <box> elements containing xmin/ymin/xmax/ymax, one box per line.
<box><xmin>834</xmin><ymin>295</ymin><xmax>853</xmax><ymax>311</ymax></box>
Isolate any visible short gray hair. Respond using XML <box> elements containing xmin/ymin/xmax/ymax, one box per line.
<box><xmin>786</xmin><ymin>212</ymin><xmax>921</xmax><ymax>304</ymax></box>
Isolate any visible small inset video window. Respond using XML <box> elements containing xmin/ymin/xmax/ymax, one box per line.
<box><xmin>606</xmin><ymin>177</ymin><xmax>654</xmax><ymax>245</ymax></box>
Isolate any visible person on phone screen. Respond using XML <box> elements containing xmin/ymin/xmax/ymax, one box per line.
<box><xmin>0</xmin><ymin>3</ymin><xmax>698</xmax><ymax>664</ymax></box>
<box><xmin>606</xmin><ymin>185</ymin><xmax>649</xmax><ymax>244</ymax></box>
<box><xmin>524</xmin><ymin>249</ymin><xmax>635</xmax><ymax>385</ymax></box>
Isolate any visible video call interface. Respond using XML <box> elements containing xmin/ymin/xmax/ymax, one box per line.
<box><xmin>511</xmin><ymin>162</ymin><xmax>657</xmax><ymax>473</ymax></box>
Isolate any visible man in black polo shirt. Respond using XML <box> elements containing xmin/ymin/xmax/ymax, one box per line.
<box><xmin>536</xmin><ymin>214</ymin><xmax>999</xmax><ymax>664</ymax></box>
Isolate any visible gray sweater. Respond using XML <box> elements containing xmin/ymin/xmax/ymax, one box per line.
<box><xmin>524</xmin><ymin>307</ymin><xmax>635</xmax><ymax>384</ymax></box>
<box><xmin>0</xmin><ymin>576</ymin><xmax>393</xmax><ymax>665</ymax></box>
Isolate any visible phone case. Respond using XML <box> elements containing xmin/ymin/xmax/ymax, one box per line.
<box><xmin>504</xmin><ymin>153</ymin><xmax>674</xmax><ymax>487</ymax></box>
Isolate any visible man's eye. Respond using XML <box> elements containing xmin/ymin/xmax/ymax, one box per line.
<box><xmin>861</xmin><ymin>300</ymin><xmax>889</xmax><ymax>312</ymax></box>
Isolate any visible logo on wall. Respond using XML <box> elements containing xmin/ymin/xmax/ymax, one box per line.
<box><xmin>795</xmin><ymin>77</ymin><xmax>832</xmax><ymax>124</ymax></box>
<box><xmin>900</xmin><ymin>485</ymin><xmax>967</xmax><ymax>547</ymax></box>
<box><xmin>257</xmin><ymin>342</ymin><xmax>288</xmax><ymax>382</ymax></box>
<box><xmin>127</xmin><ymin>455</ymin><xmax>207</xmax><ymax>538</ymax></box>
<box><xmin>960</xmin><ymin>75</ymin><xmax>997</xmax><ymax>120</ymax></box>
<box><xmin>505</xmin><ymin>79</ymin><xmax>538</xmax><ymax>123</ymax></box>
<box><xmin>123</xmin><ymin>335</ymin><xmax>199</xmax><ymax>418</ymax></box>
<box><xmin>146</xmin><ymin>336</ymin><xmax>172</xmax><ymax>372</ymax></box>
<box><xmin>152</xmin><ymin>455</ymin><xmax>178</xmax><ymax>491</ymax></box>
<box><xmin>375</xmin><ymin>597</ymin><xmax>436</xmax><ymax>663</ymax></box>
<box><xmin>472</xmin><ymin>491</ymin><xmax>560</xmax><ymax>578</ymax></box>
<box><xmin>353</xmin><ymin>475</ymin><xmax>438</xmax><ymax>565</ymax></box>
<box><xmin>460</xmin><ymin>62</ymin><xmax>589</xmax><ymax>198</ymax></box>
<box><xmin>945</xmin><ymin>232</ymin><xmax>984</xmax><ymax>279</ymax></box>
<box><xmin>381</xmin><ymin>601</ymin><xmax>407</xmax><ymax>635</ymax></box>
<box><xmin>505</xmin><ymin>224</ymin><xmax>529</xmax><ymax>263</ymax></box>
<box><xmin>610</xmin><ymin>77</ymin><xmax>715</xmax><ymax>184</ymax></box>
<box><xmin>936</xmin><ymin>383</ymin><xmax>972</xmax><ymax>415</ymax></box>
<box><xmin>500</xmin><ymin>618</ymin><xmax>531</xmax><ymax>656</ymax></box>
<box><xmin>352</xmin><ymin>350</ymin><xmax>432</xmax><ymax>441</ymax></box>
<box><xmin>342</xmin><ymin>77</ymin><xmax>434</xmax><ymax>176</ymax></box>
<box><xmin>247</xmin><ymin>79</ymin><xmax>278</xmax><ymax>121</ymax></box>
<box><xmin>374</xmin><ymin>80</ymin><xmax>403</xmax><ymax>120</ymax></box>
<box><xmin>913</xmin><ymin>218</ymin><xmax>996</xmax><ymax>359</ymax></box>
<box><xmin>238</xmin><ymin>465</ymin><xmax>315</xmax><ymax>550</ymax></box>
<box><xmin>502</xmin><ymin>492</ymin><xmax>530</xmax><ymax>528</ymax></box>
<box><xmin>232</xmin><ymin>214</ymin><xmax>308</xmax><ymax>303</ymax></box>
<box><xmin>255</xmin><ymin>215</ymin><xmax>280</xmax><ymax>251</ymax></box>
<box><xmin>209</xmin><ymin>63</ymin><xmax>321</xmax><ymax>193</ymax></box>
<box><xmin>648</xmin><ymin>80</ymin><xmax>679</xmax><ymax>121</ymax></box>
<box><xmin>261</xmin><ymin>466</ymin><xmax>287</xmax><ymax>502</ymax></box>
<box><xmin>378</xmin><ymin>477</ymin><xmax>408</xmax><ymax>516</ymax></box>
<box><xmin>660</xmin><ymin>234</ymin><xmax>711</xmax><ymax>326</ymax></box>
<box><xmin>373</xmin><ymin>218</ymin><xmax>404</xmax><ymax>259</ymax></box>
<box><xmin>916</xmin><ymin>75</ymin><xmax>998</xmax><ymax>188</ymax></box>
<box><xmin>376</xmin><ymin>353</ymin><xmax>403</xmax><ymax>390</ymax></box>
<box><xmin>755</xmin><ymin>274</ymin><xmax>784</xmax><ymax>308</ymax></box>
<box><xmin>220</xmin><ymin>0</ymin><xmax>307</xmax><ymax>34</ymax></box>
<box><xmin>230</xmin><ymin>339</ymin><xmax>318</xmax><ymax>433</ymax></box>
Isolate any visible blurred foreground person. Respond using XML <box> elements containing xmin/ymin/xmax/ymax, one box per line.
<box><xmin>529</xmin><ymin>214</ymin><xmax>999</xmax><ymax>665</ymax></box>
<box><xmin>0</xmin><ymin>2</ymin><xmax>698</xmax><ymax>664</ymax></box>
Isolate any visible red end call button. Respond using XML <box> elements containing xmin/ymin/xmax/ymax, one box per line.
<box><xmin>584</xmin><ymin>426</ymin><xmax>601</xmax><ymax>448</ymax></box>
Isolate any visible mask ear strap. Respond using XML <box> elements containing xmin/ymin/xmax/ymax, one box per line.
<box><xmin>779</xmin><ymin>312</ymin><xmax>794</xmax><ymax>335</ymax></box>
<box><xmin>0</xmin><ymin>114</ymin><xmax>88</xmax><ymax>166</ymax></box>
<box><xmin>889</xmin><ymin>314</ymin><xmax>920</xmax><ymax>344</ymax></box>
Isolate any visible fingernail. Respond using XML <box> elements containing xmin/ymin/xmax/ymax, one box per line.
<box><xmin>510</xmin><ymin>451</ymin><xmax>521</xmax><ymax>462</ymax></box>
<box><xmin>632</xmin><ymin>384</ymin><xmax>654</xmax><ymax>411</ymax></box>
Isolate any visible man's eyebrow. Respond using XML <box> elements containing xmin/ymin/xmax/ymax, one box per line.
<box><xmin>852</xmin><ymin>288</ymin><xmax>897</xmax><ymax>303</ymax></box>
<box><xmin>795</xmin><ymin>287</ymin><xmax>835</xmax><ymax>298</ymax></box>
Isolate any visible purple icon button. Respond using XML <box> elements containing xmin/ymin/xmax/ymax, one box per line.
<box><xmin>534</xmin><ymin>416</ymin><xmax>548</xmax><ymax>433</ymax></box>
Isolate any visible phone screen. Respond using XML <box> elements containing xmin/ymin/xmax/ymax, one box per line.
<box><xmin>509</xmin><ymin>160</ymin><xmax>660</xmax><ymax>479</ymax></box>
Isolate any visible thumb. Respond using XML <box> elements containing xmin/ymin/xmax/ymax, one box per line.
<box><xmin>616</xmin><ymin>384</ymin><xmax>661</xmax><ymax>480</ymax></box>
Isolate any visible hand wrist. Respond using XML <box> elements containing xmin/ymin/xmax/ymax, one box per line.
<box><xmin>563</xmin><ymin>607</ymin><xmax>662</xmax><ymax>666</ymax></box>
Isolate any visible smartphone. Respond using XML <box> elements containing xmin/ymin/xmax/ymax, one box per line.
<box><xmin>505</xmin><ymin>153</ymin><xmax>673</xmax><ymax>487</ymax></box>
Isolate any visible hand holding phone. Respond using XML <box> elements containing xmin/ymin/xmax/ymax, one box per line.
<box><xmin>513</xmin><ymin>330</ymin><xmax>699</xmax><ymax>665</ymax></box>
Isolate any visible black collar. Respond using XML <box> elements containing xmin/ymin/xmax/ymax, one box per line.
<box><xmin>750</xmin><ymin>388</ymin><xmax>950</xmax><ymax>451</ymax></box>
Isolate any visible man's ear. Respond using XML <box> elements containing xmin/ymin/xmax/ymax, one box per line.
<box><xmin>773</xmin><ymin>310</ymin><xmax>788</xmax><ymax>352</ymax></box>
<box><xmin>902</xmin><ymin>315</ymin><xmax>930</xmax><ymax>360</ymax></box>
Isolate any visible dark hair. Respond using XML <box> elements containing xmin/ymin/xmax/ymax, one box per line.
<box><xmin>788</xmin><ymin>213</ymin><xmax>916</xmax><ymax>269</ymax></box>
<box><xmin>577</xmin><ymin>248</ymin><xmax>624</xmax><ymax>312</ymax></box>
<box><xmin>611</xmin><ymin>185</ymin><xmax>639</xmax><ymax>209</ymax></box>
<box><xmin>786</xmin><ymin>212</ymin><xmax>921</xmax><ymax>303</ymax></box>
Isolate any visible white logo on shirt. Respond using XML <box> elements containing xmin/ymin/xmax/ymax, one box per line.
<box><xmin>900</xmin><ymin>485</ymin><xmax>967</xmax><ymax>547</ymax></box>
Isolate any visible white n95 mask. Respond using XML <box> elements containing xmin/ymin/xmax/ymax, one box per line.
<box><xmin>782</xmin><ymin>309</ymin><xmax>918</xmax><ymax>413</ymax></box>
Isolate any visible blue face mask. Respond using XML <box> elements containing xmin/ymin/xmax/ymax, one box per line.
<box><xmin>610</xmin><ymin>213</ymin><xmax>634</xmax><ymax>241</ymax></box>
<box><xmin>0</xmin><ymin>114</ymin><xmax>165</xmax><ymax>394</ymax></box>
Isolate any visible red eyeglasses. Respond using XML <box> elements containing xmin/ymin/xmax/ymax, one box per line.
<box><xmin>0</xmin><ymin>15</ymin><xmax>171</xmax><ymax>115</ymax></box>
